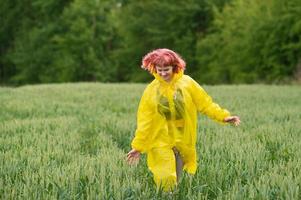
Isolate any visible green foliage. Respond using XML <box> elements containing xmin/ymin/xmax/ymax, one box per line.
<box><xmin>1</xmin><ymin>83</ymin><xmax>301</xmax><ymax>199</ymax></box>
<box><xmin>51</xmin><ymin>0</ymin><xmax>118</xmax><ymax>82</ymax></box>
<box><xmin>114</xmin><ymin>0</ymin><xmax>211</xmax><ymax>81</ymax></box>
<box><xmin>0</xmin><ymin>0</ymin><xmax>31</xmax><ymax>84</ymax></box>
<box><xmin>196</xmin><ymin>0</ymin><xmax>301</xmax><ymax>83</ymax></box>
<box><xmin>5</xmin><ymin>0</ymin><xmax>118</xmax><ymax>84</ymax></box>
<box><xmin>1</xmin><ymin>0</ymin><xmax>301</xmax><ymax>84</ymax></box>
<box><xmin>1</xmin><ymin>0</ymin><xmax>217</xmax><ymax>84</ymax></box>
<box><xmin>0</xmin><ymin>0</ymin><xmax>73</xmax><ymax>84</ymax></box>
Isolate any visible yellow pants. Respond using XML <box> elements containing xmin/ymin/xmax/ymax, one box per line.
<box><xmin>147</xmin><ymin>147</ymin><xmax>183</xmax><ymax>191</ymax></box>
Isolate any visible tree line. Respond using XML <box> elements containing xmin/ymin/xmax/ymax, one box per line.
<box><xmin>1</xmin><ymin>0</ymin><xmax>300</xmax><ymax>85</ymax></box>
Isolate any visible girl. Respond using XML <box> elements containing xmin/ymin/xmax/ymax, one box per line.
<box><xmin>127</xmin><ymin>48</ymin><xmax>240</xmax><ymax>191</ymax></box>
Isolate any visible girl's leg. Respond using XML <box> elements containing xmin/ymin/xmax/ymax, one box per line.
<box><xmin>173</xmin><ymin>147</ymin><xmax>183</xmax><ymax>183</ymax></box>
<box><xmin>147</xmin><ymin>147</ymin><xmax>177</xmax><ymax>191</ymax></box>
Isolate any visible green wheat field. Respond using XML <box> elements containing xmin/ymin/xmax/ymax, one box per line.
<box><xmin>0</xmin><ymin>83</ymin><xmax>300</xmax><ymax>199</ymax></box>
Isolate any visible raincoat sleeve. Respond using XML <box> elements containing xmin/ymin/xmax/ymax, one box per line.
<box><xmin>189</xmin><ymin>78</ymin><xmax>230</xmax><ymax>123</ymax></box>
<box><xmin>131</xmin><ymin>85</ymin><xmax>155</xmax><ymax>153</ymax></box>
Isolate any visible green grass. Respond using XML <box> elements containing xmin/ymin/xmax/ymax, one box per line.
<box><xmin>0</xmin><ymin>83</ymin><xmax>300</xmax><ymax>199</ymax></box>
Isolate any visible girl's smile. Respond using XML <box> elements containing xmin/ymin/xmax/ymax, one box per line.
<box><xmin>156</xmin><ymin>65</ymin><xmax>174</xmax><ymax>82</ymax></box>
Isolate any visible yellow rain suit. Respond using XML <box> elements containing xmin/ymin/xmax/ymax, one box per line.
<box><xmin>131</xmin><ymin>71</ymin><xmax>230</xmax><ymax>191</ymax></box>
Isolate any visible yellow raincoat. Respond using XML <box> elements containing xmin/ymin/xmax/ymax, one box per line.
<box><xmin>131</xmin><ymin>71</ymin><xmax>230</xmax><ymax>191</ymax></box>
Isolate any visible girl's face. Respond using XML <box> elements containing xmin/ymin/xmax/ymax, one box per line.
<box><xmin>156</xmin><ymin>66</ymin><xmax>174</xmax><ymax>82</ymax></box>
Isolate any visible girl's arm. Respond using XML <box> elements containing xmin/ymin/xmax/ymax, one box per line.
<box><xmin>130</xmin><ymin>86</ymin><xmax>155</xmax><ymax>153</ymax></box>
<box><xmin>127</xmin><ymin>86</ymin><xmax>155</xmax><ymax>165</ymax></box>
<box><xmin>189</xmin><ymin>77</ymin><xmax>237</xmax><ymax>124</ymax></box>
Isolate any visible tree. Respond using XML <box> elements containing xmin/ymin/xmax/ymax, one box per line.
<box><xmin>4</xmin><ymin>0</ymin><xmax>73</xmax><ymax>84</ymax></box>
<box><xmin>196</xmin><ymin>0</ymin><xmax>301</xmax><ymax>83</ymax></box>
<box><xmin>113</xmin><ymin>0</ymin><xmax>213</xmax><ymax>82</ymax></box>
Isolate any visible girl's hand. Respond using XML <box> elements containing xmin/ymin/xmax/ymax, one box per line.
<box><xmin>224</xmin><ymin>116</ymin><xmax>241</xmax><ymax>126</ymax></box>
<box><xmin>126</xmin><ymin>149</ymin><xmax>140</xmax><ymax>166</ymax></box>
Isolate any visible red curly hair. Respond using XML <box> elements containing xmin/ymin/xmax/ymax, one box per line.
<box><xmin>141</xmin><ymin>48</ymin><xmax>186</xmax><ymax>73</ymax></box>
